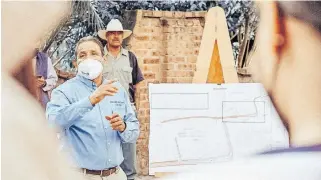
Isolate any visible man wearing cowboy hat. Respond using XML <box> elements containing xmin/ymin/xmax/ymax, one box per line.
<box><xmin>98</xmin><ymin>19</ymin><xmax>144</xmax><ymax>180</ymax></box>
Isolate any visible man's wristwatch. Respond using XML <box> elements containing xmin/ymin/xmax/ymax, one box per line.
<box><xmin>123</xmin><ymin>122</ymin><xmax>127</xmax><ymax>132</ymax></box>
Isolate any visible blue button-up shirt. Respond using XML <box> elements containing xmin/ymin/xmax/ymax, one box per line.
<box><xmin>46</xmin><ymin>75</ymin><xmax>139</xmax><ymax>170</ymax></box>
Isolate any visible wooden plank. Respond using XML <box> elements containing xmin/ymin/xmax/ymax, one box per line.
<box><xmin>193</xmin><ymin>7</ymin><xmax>217</xmax><ymax>83</ymax></box>
<box><xmin>193</xmin><ymin>7</ymin><xmax>238</xmax><ymax>83</ymax></box>
<box><xmin>215</xmin><ymin>7</ymin><xmax>238</xmax><ymax>83</ymax></box>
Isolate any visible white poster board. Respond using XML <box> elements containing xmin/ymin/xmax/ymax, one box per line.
<box><xmin>148</xmin><ymin>83</ymin><xmax>289</xmax><ymax>175</ymax></box>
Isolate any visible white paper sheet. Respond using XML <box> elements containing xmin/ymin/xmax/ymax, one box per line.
<box><xmin>148</xmin><ymin>83</ymin><xmax>289</xmax><ymax>175</ymax></box>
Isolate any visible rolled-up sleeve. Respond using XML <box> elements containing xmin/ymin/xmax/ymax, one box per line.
<box><xmin>46</xmin><ymin>89</ymin><xmax>94</xmax><ymax>130</ymax></box>
<box><xmin>117</xmin><ymin>91</ymin><xmax>139</xmax><ymax>143</ymax></box>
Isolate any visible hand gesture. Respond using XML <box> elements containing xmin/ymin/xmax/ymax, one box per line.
<box><xmin>106</xmin><ymin>113</ymin><xmax>126</xmax><ymax>132</ymax></box>
<box><xmin>89</xmin><ymin>80</ymin><xmax>118</xmax><ymax>105</ymax></box>
<box><xmin>36</xmin><ymin>76</ymin><xmax>46</xmax><ymax>88</ymax></box>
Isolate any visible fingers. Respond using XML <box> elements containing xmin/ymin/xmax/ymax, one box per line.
<box><xmin>105</xmin><ymin>114</ymin><xmax>119</xmax><ymax>121</ymax></box>
<box><xmin>106</xmin><ymin>87</ymin><xmax>118</xmax><ymax>93</ymax></box>
<box><xmin>102</xmin><ymin>91</ymin><xmax>116</xmax><ymax>96</ymax></box>
<box><xmin>36</xmin><ymin>81</ymin><xmax>44</xmax><ymax>87</ymax></box>
<box><xmin>101</xmin><ymin>85</ymin><xmax>118</xmax><ymax>93</ymax></box>
<box><xmin>110</xmin><ymin>120</ymin><xmax>123</xmax><ymax>130</ymax></box>
<box><xmin>106</xmin><ymin>115</ymin><xmax>124</xmax><ymax>131</ymax></box>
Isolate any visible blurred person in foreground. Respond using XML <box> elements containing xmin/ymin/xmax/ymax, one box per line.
<box><xmin>163</xmin><ymin>1</ymin><xmax>321</xmax><ymax>180</ymax></box>
<box><xmin>2</xmin><ymin>1</ymin><xmax>85</xmax><ymax>180</ymax></box>
<box><xmin>46</xmin><ymin>36</ymin><xmax>139</xmax><ymax>180</ymax></box>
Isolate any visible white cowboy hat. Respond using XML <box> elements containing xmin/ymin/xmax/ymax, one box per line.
<box><xmin>98</xmin><ymin>19</ymin><xmax>132</xmax><ymax>40</ymax></box>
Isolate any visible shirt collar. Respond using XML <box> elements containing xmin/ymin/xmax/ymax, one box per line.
<box><xmin>76</xmin><ymin>75</ymin><xmax>112</xmax><ymax>88</ymax></box>
<box><xmin>104</xmin><ymin>46</ymin><xmax>128</xmax><ymax>58</ymax></box>
<box><xmin>76</xmin><ymin>75</ymin><xmax>97</xmax><ymax>89</ymax></box>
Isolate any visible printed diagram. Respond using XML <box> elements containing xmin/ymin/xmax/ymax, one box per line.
<box><xmin>148</xmin><ymin>84</ymin><xmax>289</xmax><ymax>175</ymax></box>
<box><xmin>222</xmin><ymin>101</ymin><xmax>265</xmax><ymax>123</ymax></box>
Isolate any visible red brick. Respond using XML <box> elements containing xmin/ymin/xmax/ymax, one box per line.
<box><xmin>149</xmin><ymin>36</ymin><xmax>160</xmax><ymax>41</ymax></box>
<box><xmin>140</xmin><ymin>94</ymin><xmax>148</xmax><ymax>101</ymax></box>
<box><xmin>140</xmin><ymin>19</ymin><xmax>151</xmax><ymax>26</ymax></box>
<box><xmin>143</xmin><ymin>72</ymin><xmax>156</xmax><ymax>79</ymax></box>
<box><xmin>145</xmin><ymin>109</ymin><xmax>150</xmax><ymax>116</ymax></box>
<box><xmin>174</xmin><ymin>11</ymin><xmax>184</xmax><ymax>18</ymax></box>
<box><xmin>143</xmin><ymin>11</ymin><xmax>153</xmax><ymax>17</ymax></box>
<box><xmin>176</xmin><ymin>77</ymin><xmax>194</xmax><ymax>83</ymax></box>
<box><xmin>143</xmin><ymin>58</ymin><xmax>160</xmax><ymax>64</ymax></box>
<box><xmin>199</xmin><ymin>11</ymin><xmax>206</xmax><ymax>17</ymax></box>
<box><xmin>177</xmin><ymin>19</ymin><xmax>185</xmax><ymax>26</ymax></box>
<box><xmin>161</xmin><ymin>63</ymin><xmax>175</xmax><ymax>70</ymax></box>
<box><xmin>176</xmin><ymin>57</ymin><xmax>186</xmax><ymax>62</ymax></box>
<box><xmin>138</xmin><ymin>109</ymin><xmax>145</xmax><ymax>117</ymax></box>
<box><xmin>177</xmin><ymin>64</ymin><xmax>196</xmax><ymax>71</ymax></box>
<box><xmin>151</xmin><ymin>19</ymin><xmax>160</xmax><ymax>27</ymax></box>
<box><xmin>139</xmin><ymin>101</ymin><xmax>150</xmax><ymax>109</ymax></box>
<box><xmin>194</xmin><ymin>42</ymin><xmax>201</xmax><ymax>47</ymax></box>
<box><xmin>193</xmin><ymin>27</ymin><xmax>203</xmax><ymax>33</ymax></box>
<box><xmin>167</xmin><ymin>19</ymin><xmax>177</xmax><ymax>26</ymax></box>
<box><xmin>164</xmin><ymin>77</ymin><xmax>179</xmax><ymax>83</ymax></box>
<box><xmin>164</xmin><ymin>11</ymin><xmax>173</xmax><ymax>18</ymax></box>
<box><xmin>143</xmin><ymin>27</ymin><xmax>153</xmax><ymax>33</ymax></box>
<box><xmin>185</xmin><ymin>12</ymin><xmax>193</xmax><ymax>18</ymax></box>
<box><xmin>193</xmin><ymin>19</ymin><xmax>200</xmax><ymax>26</ymax></box>
<box><xmin>153</xmin><ymin>11</ymin><xmax>163</xmax><ymax>17</ymax></box>
<box><xmin>134</xmin><ymin>49</ymin><xmax>148</xmax><ymax>57</ymax></box>
<box><xmin>163</xmin><ymin>27</ymin><xmax>173</xmax><ymax>33</ymax></box>
<box><xmin>135</xmin><ymin>35</ymin><xmax>149</xmax><ymax>41</ymax></box>
<box><xmin>142</xmin><ymin>64</ymin><xmax>160</xmax><ymax>72</ymax></box>
<box><xmin>164</xmin><ymin>56</ymin><xmax>185</xmax><ymax>63</ymax></box>
<box><xmin>187</xmin><ymin>56</ymin><xmax>198</xmax><ymax>63</ymax></box>
<box><xmin>140</xmin><ymin>88</ymin><xmax>148</xmax><ymax>94</ymax></box>
<box><xmin>185</xmin><ymin>20</ymin><xmax>194</xmax><ymax>27</ymax></box>
<box><xmin>151</xmin><ymin>50</ymin><xmax>161</xmax><ymax>56</ymax></box>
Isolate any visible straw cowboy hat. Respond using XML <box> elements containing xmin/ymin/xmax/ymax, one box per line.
<box><xmin>98</xmin><ymin>19</ymin><xmax>132</xmax><ymax>40</ymax></box>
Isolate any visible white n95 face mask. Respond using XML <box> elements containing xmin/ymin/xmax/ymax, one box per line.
<box><xmin>77</xmin><ymin>59</ymin><xmax>103</xmax><ymax>80</ymax></box>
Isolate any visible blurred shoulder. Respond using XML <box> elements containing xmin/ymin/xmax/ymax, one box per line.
<box><xmin>161</xmin><ymin>153</ymin><xmax>321</xmax><ymax>180</ymax></box>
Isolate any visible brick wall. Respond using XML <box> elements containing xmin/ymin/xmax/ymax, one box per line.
<box><xmin>127</xmin><ymin>10</ymin><xmax>206</xmax><ymax>175</ymax></box>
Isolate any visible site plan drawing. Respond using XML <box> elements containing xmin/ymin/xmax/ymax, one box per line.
<box><xmin>148</xmin><ymin>83</ymin><xmax>289</xmax><ymax>175</ymax></box>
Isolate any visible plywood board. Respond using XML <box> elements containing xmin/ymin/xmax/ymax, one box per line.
<box><xmin>193</xmin><ymin>7</ymin><xmax>238</xmax><ymax>83</ymax></box>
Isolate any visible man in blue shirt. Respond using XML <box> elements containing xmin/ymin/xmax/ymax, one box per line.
<box><xmin>46</xmin><ymin>36</ymin><xmax>139</xmax><ymax>180</ymax></box>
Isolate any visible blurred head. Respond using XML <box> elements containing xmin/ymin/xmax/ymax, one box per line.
<box><xmin>75</xmin><ymin>36</ymin><xmax>104</xmax><ymax>64</ymax></box>
<box><xmin>106</xmin><ymin>31</ymin><xmax>124</xmax><ymax>47</ymax></box>
<box><xmin>2</xmin><ymin>1</ymin><xmax>86</xmax><ymax>180</ymax></box>
<box><xmin>252</xmin><ymin>2</ymin><xmax>321</xmax><ymax>138</ymax></box>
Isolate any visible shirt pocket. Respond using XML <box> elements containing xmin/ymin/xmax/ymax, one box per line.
<box><xmin>102</xmin><ymin>66</ymin><xmax>113</xmax><ymax>79</ymax></box>
<box><xmin>111</xmin><ymin>101</ymin><xmax>127</xmax><ymax>119</ymax></box>
<box><xmin>121</xmin><ymin>66</ymin><xmax>133</xmax><ymax>84</ymax></box>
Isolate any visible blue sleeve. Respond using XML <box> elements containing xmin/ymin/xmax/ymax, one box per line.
<box><xmin>117</xmin><ymin>90</ymin><xmax>140</xmax><ymax>143</ymax></box>
<box><xmin>46</xmin><ymin>88</ymin><xmax>94</xmax><ymax>130</ymax></box>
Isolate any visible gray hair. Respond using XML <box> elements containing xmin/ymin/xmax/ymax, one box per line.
<box><xmin>75</xmin><ymin>36</ymin><xmax>104</xmax><ymax>59</ymax></box>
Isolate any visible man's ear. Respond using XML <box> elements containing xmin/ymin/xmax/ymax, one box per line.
<box><xmin>272</xmin><ymin>2</ymin><xmax>287</xmax><ymax>63</ymax></box>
